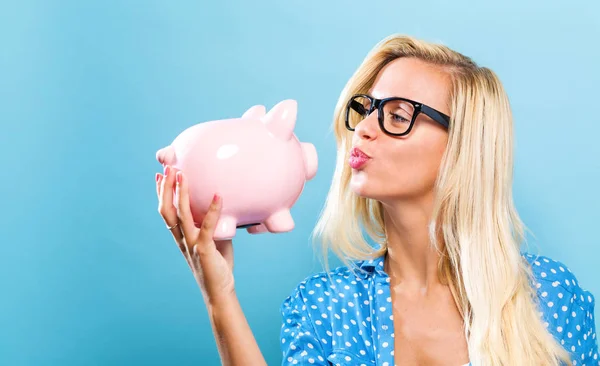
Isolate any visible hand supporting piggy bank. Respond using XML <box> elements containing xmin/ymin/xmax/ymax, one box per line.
<box><xmin>155</xmin><ymin>99</ymin><xmax>318</xmax><ymax>241</ymax></box>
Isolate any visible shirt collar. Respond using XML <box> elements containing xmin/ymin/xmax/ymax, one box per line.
<box><xmin>356</xmin><ymin>255</ymin><xmax>387</xmax><ymax>277</ymax></box>
<box><xmin>358</xmin><ymin>251</ymin><xmax>532</xmax><ymax>277</ymax></box>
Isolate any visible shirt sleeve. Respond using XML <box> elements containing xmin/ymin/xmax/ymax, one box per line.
<box><xmin>556</xmin><ymin>282</ymin><xmax>599</xmax><ymax>365</ymax></box>
<box><xmin>581</xmin><ymin>293</ymin><xmax>599</xmax><ymax>365</ymax></box>
<box><xmin>280</xmin><ymin>284</ymin><xmax>328</xmax><ymax>365</ymax></box>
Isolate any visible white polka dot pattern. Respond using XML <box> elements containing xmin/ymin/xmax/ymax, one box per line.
<box><xmin>524</xmin><ymin>253</ymin><xmax>599</xmax><ymax>366</ymax></box>
<box><xmin>280</xmin><ymin>252</ymin><xmax>598</xmax><ymax>365</ymax></box>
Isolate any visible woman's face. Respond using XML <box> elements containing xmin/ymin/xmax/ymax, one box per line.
<box><xmin>349</xmin><ymin>57</ymin><xmax>452</xmax><ymax>202</ymax></box>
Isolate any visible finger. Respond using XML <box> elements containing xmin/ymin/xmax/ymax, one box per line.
<box><xmin>176</xmin><ymin>171</ymin><xmax>200</xmax><ymax>253</ymax></box>
<box><xmin>159</xmin><ymin>165</ymin><xmax>184</xmax><ymax>242</ymax></box>
<box><xmin>155</xmin><ymin>173</ymin><xmax>163</xmax><ymax>199</ymax></box>
<box><xmin>196</xmin><ymin>194</ymin><xmax>222</xmax><ymax>254</ymax></box>
<box><xmin>158</xmin><ymin>166</ymin><xmax>176</xmax><ymax>221</ymax></box>
<box><xmin>172</xmin><ymin>171</ymin><xmax>192</xmax><ymax>260</ymax></box>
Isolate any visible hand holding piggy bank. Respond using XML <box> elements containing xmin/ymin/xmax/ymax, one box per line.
<box><xmin>155</xmin><ymin>99</ymin><xmax>318</xmax><ymax>241</ymax></box>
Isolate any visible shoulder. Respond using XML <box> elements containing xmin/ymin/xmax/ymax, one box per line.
<box><xmin>521</xmin><ymin>252</ymin><xmax>595</xmax><ymax>307</ymax></box>
<box><xmin>521</xmin><ymin>252</ymin><xmax>597</xmax><ymax>357</ymax></box>
<box><xmin>280</xmin><ymin>260</ymin><xmax>375</xmax><ymax>334</ymax></box>
<box><xmin>281</xmin><ymin>262</ymin><xmax>367</xmax><ymax>309</ymax></box>
<box><xmin>279</xmin><ymin>262</ymin><xmax>372</xmax><ymax>362</ymax></box>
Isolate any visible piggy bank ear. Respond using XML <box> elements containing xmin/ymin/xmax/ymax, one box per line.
<box><xmin>242</xmin><ymin>105</ymin><xmax>266</xmax><ymax>119</ymax></box>
<box><xmin>262</xmin><ymin>99</ymin><xmax>297</xmax><ymax>141</ymax></box>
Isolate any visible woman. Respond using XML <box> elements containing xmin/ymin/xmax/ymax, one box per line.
<box><xmin>155</xmin><ymin>34</ymin><xmax>598</xmax><ymax>365</ymax></box>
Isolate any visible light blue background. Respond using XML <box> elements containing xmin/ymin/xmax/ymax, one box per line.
<box><xmin>1</xmin><ymin>1</ymin><xmax>598</xmax><ymax>365</ymax></box>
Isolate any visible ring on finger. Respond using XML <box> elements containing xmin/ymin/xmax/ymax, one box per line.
<box><xmin>167</xmin><ymin>221</ymin><xmax>180</xmax><ymax>230</ymax></box>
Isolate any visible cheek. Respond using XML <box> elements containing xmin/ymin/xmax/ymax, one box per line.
<box><xmin>387</xmin><ymin>150</ymin><xmax>433</xmax><ymax>191</ymax></box>
<box><xmin>349</xmin><ymin>127</ymin><xmax>448</xmax><ymax>198</ymax></box>
<box><xmin>403</xmin><ymin>128</ymin><xmax>448</xmax><ymax>182</ymax></box>
<box><xmin>349</xmin><ymin>153</ymin><xmax>421</xmax><ymax>196</ymax></box>
<box><xmin>357</xmin><ymin>142</ymin><xmax>446</xmax><ymax>196</ymax></box>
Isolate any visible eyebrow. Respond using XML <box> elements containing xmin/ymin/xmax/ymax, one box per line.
<box><xmin>370</xmin><ymin>91</ymin><xmax>412</xmax><ymax>100</ymax></box>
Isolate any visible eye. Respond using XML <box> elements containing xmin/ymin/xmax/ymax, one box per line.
<box><xmin>384</xmin><ymin>99</ymin><xmax>414</xmax><ymax>124</ymax></box>
<box><xmin>388</xmin><ymin>112</ymin><xmax>410</xmax><ymax>123</ymax></box>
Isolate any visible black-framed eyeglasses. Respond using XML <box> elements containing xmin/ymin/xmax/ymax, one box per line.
<box><xmin>344</xmin><ymin>94</ymin><xmax>451</xmax><ymax>137</ymax></box>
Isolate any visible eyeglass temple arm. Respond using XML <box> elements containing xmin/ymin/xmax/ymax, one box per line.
<box><xmin>420</xmin><ymin>104</ymin><xmax>451</xmax><ymax>128</ymax></box>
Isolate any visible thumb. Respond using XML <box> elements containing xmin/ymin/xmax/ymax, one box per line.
<box><xmin>194</xmin><ymin>193</ymin><xmax>222</xmax><ymax>256</ymax></box>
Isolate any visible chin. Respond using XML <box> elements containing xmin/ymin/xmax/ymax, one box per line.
<box><xmin>350</xmin><ymin>176</ymin><xmax>403</xmax><ymax>204</ymax></box>
<box><xmin>350</xmin><ymin>172</ymin><xmax>376</xmax><ymax>198</ymax></box>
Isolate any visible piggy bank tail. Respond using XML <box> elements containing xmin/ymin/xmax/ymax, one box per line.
<box><xmin>156</xmin><ymin>145</ymin><xmax>177</xmax><ymax>166</ymax></box>
<box><xmin>301</xmin><ymin>142</ymin><xmax>318</xmax><ymax>180</ymax></box>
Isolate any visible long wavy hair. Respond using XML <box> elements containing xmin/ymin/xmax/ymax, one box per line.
<box><xmin>310</xmin><ymin>34</ymin><xmax>572</xmax><ymax>366</ymax></box>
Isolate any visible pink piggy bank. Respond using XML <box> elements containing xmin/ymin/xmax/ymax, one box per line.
<box><xmin>155</xmin><ymin>99</ymin><xmax>318</xmax><ymax>241</ymax></box>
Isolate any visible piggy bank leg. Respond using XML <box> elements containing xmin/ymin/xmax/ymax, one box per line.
<box><xmin>264</xmin><ymin>209</ymin><xmax>295</xmax><ymax>233</ymax></box>
<box><xmin>247</xmin><ymin>224</ymin><xmax>268</xmax><ymax>234</ymax></box>
<box><xmin>213</xmin><ymin>215</ymin><xmax>237</xmax><ymax>240</ymax></box>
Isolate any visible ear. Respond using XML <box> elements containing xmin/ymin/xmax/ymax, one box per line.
<box><xmin>262</xmin><ymin>99</ymin><xmax>297</xmax><ymax>141</ymax></box>
<box><xmin>241</xmin><ymin>104</ymin><xmax>267</xmax><ymax>119</ymax></box>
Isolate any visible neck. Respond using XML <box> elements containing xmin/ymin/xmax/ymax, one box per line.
<box><xmin>381</xmin><ymin>194</ymin><xmax>444</xmax><ymax>294</ymax></box>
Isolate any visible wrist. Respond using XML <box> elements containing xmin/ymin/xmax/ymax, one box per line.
<box><xmin>206</xmin><ymin>290</ymin><xmax>238</xmax><ymax>312</ymax></box>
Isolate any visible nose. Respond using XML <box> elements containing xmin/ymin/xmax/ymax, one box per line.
<box><xmin>353</xmin><ymin>111</ymin><xmax>379</xmax><ymax>141</ymax></box>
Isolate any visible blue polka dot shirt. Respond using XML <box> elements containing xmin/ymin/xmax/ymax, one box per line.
<box><xmin>280</xmin><ymin>252</ymin><xmax>598</xmax><ymax>365</ymax></box>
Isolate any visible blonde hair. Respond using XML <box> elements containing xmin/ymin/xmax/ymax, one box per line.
<box><xmin>311</xmin><ymin>34</ymin><xmax>572</xmax><ymax>366</ymax></box>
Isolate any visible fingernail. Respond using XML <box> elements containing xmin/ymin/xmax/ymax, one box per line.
<box><xmin>213</xmin><ymin>193</ymin><xmax>220</xmax><ymax>203</ymax></box>
<box><xmin>155</xmin><ymin>173</ymin><xmax>161</xmax><ymax>182</ymax></box>
<box><xmin>164</xmin><ymin>165</ymin><xmax>170</xmax><ymax>176</ymax></box>
<box><xmin>176</xmin><ymin>172</ymin><xmax>182</xmax><ymax>184</ymax></box>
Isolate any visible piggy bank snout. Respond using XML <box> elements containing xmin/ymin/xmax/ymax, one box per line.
<box><xmin>301</xmin><ymin>142</ymin><xmax>318</xmax><ymax>180</ymax></box>
<box><xmin>156</xmin><ymin>146</ymin><xmax>176</xmax><ymax>166</ymax></box>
